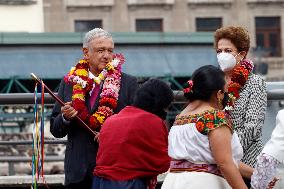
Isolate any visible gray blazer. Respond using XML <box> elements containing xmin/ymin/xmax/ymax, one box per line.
<box><xmin>230</xmin><ymin>74</ymin><xmax>267</xmax><ymax>167</ymax></box>
<box><xmin>50</xmin><ymin>73</ymin><xmax>138</xmax><ymax>185</ymax></box>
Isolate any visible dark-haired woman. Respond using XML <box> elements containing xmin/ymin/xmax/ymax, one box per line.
<box><xmin>92</xmin><ymin>79</ymin><xmax>173</xmax><ymax>189</ymax></box>
<box><xmin>161</xmin><ymin>65</ymin><xmax>253</xmax><ymax>189</ymax></box>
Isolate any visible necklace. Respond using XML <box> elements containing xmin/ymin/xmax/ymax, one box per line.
<box><xmin>225</xmin><ymin>59</ymin><xmax>254</xmax><ymax>111</ymax></box>
<box><xmin>64</xmin><ymin>54</ymin><xmax>124</xmax><ymax>129</ymax></box>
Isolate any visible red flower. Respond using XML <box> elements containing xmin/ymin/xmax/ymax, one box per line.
<box><xmin>206</xmin><ymin>122</ymin><xmax>215</xmax><ymax>129</ymax></box>
<box><xmin>204</xmin><ymin>113</ymin><xmax>214</xmax><ymax>121</ymax></box>
<box><xmin>216</xmin><ymin>111</ymin><xmax>225</xmax><ymax>119</ymax></box>
<box><xmin>99</xmin><ymin>97</ymin><xmax>118</xmax><ymax>109</ymax></box>
<box><xmin>196</xmin><ymin>121</ymin><xmax>205</xmax><ymax>132</ymax></box>
<box><xmin>97</xmin><ymin>106</ymin><xmax>113</xmax><ymax>117</ymax></box>
<box><xmin>89</xmin><ymin>116</ymin><xmax>100</xmax><ymax>129</ymax></box>
<box><xmin>73</xmin><ymin>99</ymin><xmax>85</xmax><ymax>111</ymax></box>
<box><xmin>63</xmin><ymin>55</ymin><xmax>124</xmax><ymax>131</ymax></box>
<box><xmin>231</xmin><ymin>66</ymin><xmax>249</xmax><ymax>86</ymax></box>
<box><xmin>228</xmin><ymin>82</ymin><xmax>240</xmax><ymax>98</ymax></box>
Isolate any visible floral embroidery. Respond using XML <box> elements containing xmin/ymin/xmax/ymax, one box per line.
<box><xmin>64</xmin><ymin>54</ymin><xmax>124</xmax><ymax>130</ymax></box>
<box><xmin>196</xmin><ymin>121</ymin><xmax>205</xmax><ymax>132</ymax></box>
<box><xmin>174</xmin><ymin>109</ymin><xmax>231</xmax><ymax>135</ymax></box>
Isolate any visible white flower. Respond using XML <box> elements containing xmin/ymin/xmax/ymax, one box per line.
<box><xmin>101</xmin><ymin>70</ymin><xmax>107</xmax><ymax>76</ymax></box>
<box><xmin>73</xmin><ymin>76</ymin><xmax>79</xmax><ymax>82</ymax></box>
<box><xmin>81</xmin><ymin>81</ymin><xmax>86</xmax><ymax>88</ymax></box>
<box><xmin>112</xmin><ymin>58</ymin><xmax>120</xmax><ymax>67</ymax></box>
<box><xmin>225</xmin><ymin>106</ymin><xmax>233</xmax><ymax>111</ymax></box>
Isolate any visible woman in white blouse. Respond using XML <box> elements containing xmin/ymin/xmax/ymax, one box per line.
<box><xmin>251</xmin><ymin>109</ymin><xmax>284</xmax><ymax>189</ymax></box>
<box><xmin>162</xmin><ymin>65</ymin><xmax>253</xmax><ymax>189</ymax></box>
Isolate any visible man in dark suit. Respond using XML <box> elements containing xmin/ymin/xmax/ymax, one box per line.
<box><xmin>50</xmin><ymin>28</ymin><xmax>138</xmax><ymax>189</ymax></box>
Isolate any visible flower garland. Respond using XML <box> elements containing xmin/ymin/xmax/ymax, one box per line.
<box><xmin>64</xmin><ymin>54</ymin><xmax>124</xmax><ymax>130</ymax></box>
<box><xmin>225</xmin><ymin>59</ymin><xmax>254</xmax><ymax>111</ymax></box>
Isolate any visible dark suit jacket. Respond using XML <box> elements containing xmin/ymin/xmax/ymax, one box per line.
<box><xmin>50</xmin><ymin>73</ymin><xmax>138</xmax><ymax>185</ymax></box>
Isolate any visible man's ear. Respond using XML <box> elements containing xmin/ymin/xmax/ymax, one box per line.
<box><xmin>82</xmin><ymin>47</ymin><xmax>89</xmax><ymax>59</ymax></box>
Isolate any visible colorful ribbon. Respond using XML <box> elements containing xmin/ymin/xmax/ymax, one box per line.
<box><xmin>32</xmin><ymin>81</ymin><xmax>46</xmax><ymax>189</ymax></box>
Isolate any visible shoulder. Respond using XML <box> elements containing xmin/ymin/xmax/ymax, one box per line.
<box><xmin>176</xmin><ymin>109</ymin><xmax>231</xmax><ymax>135</ymax></box>
<box><xmin>247</xmin><ymin>74</ymin><xmax>266</xmax><ymax>89</ymax></box>
<box><xmin>202</xmin><ymin>109</ymin><xmax>232</xmax><ymax>134</ymax></box>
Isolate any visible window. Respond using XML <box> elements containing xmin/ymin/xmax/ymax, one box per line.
<box><xmin>255</xmin><ymin>17</ymin><xmax>281</xmax><ymax>57</ymax></box>
<box><xmin>196</xmin><ymin>18</ymin><xmax>222</xmax><ymax>32</ymax></box>
<box><xmin>136</xmin><ymin>19</ymin><xmax>163</xmax><ymax>32</ymax></box>
<box><xmin>74</xmin><ymin>20</ymin><xmax>103</xmax><ymax>32</ymax></box>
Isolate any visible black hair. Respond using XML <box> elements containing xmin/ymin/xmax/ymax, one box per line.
<box><xmin>133</xmin><ymin>79</ymin><xmax>174</xmax><ymax>120</ymax></box>
<box><xmin>184</xmin><ymin>65</ymin><xmax>225</xmax><ymax>102</ymax></box>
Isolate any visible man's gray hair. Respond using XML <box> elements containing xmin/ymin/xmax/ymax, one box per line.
<box><xmin>83</xmin><ymin>28</ymin><xmax>112</xmax><ymax>48</ymax></box>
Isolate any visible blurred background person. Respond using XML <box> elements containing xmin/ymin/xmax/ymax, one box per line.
<box><xmin>251</xmin><ymin>109</ymin><xmax>284</xmax><ymax>189</ymax></box>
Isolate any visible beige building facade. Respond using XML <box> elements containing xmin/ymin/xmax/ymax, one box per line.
<box><xmin>43</xmin><ymin>0</ymin><xmax>284</xmax><ymax>80</ymax></box>
<box><xmin>0</xmin><ymin>0</ymin><xmax>44</xmax><ymax>32</ymax></box>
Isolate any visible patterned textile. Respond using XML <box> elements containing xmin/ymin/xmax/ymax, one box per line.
<box><xmin>229</xmin><ymin>74</ymin><xmax>267</xmax><ymax>167</ymax></box>
<box><xmin>174</xmin><ymin>109</ymin><xmax>232</xmax><ymax>135</ymax></box>
<box><xmin>251</xmin><ymin>153</ymin><xmax>281</xmax><ymax>189</ymax></box>
<box><xmin>169</xmin><ymin>159</ymin><xmax>223</xmax><ymax>177</ymax></box>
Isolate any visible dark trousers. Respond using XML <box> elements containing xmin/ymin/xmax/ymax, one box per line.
<box><xmin>91</xmin><ymin>176</ymin><xmax>147</xmax><ymax>189</ymax></box>
<box><xmin>66</xmin><ymin>175</ymin><xmax>93</xmax><ymax>189</ymax></box>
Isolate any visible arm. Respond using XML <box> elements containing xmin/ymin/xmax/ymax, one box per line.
<box><xmin>237</xmin><ymin>77</ymin><xmax>267</xmax><ymax>151</ymax></box>
<box><xmin>239</xmin><ymin>162</ymin><xmax>253</xmax><ymax>179</ymax></box>
<box><xmin>209</xmin><ymin>126</ymin><xmax>248</xmax><ymax>189</ymax></box>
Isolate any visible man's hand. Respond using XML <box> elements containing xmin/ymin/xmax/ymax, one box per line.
<box><xmin>61</xmin><ymin>102</ymin><xmax>78</xmax><ymax>121</ymax></box>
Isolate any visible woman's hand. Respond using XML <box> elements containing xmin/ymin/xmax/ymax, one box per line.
<box><xmin>239</xmin><ymin>162</ymin><xmax>254</xmax><ymax>179</ymax></box>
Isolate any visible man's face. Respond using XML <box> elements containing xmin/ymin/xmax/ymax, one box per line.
<box><xmin>83</xmin><ymin>37</ymin><xmax>114</xmax><ymax>75</ymax></box>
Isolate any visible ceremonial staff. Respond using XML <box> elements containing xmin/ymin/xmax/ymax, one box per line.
<box><xmin>30</xmin><ymin>73</ymin><xmax>97</xmax><ymax>136</ymax></box>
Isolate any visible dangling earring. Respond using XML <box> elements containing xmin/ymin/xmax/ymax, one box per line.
<box><xmin>217</xmin><ymin>98</ymin><xmax>223</xmax><ymax>110</ymax></box>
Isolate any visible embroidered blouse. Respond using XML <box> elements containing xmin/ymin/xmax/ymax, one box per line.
<box><xmin>168</xmin><ymin>109</ymin><xmax>243</xmax><ymax>165</ymax></box>
<box><xmin>230</xmin><ymin>74</ymin><xmax>267</xmax><ymax>167</ymax></box>
<box><xmin>251</xmin><ymin>153</ymin><xmax>281</xmax><ymax>189</ymax></box>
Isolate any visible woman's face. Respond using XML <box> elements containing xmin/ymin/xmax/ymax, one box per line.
<box><xmin>216</xmin><ymin>38</ymin><xmax>245</xmax><ymax>71</ymax></box>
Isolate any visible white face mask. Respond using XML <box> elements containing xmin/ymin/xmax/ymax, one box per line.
<box><xmin>217</xmin><ymin>52</ymin><xmax>240</xmax><ymax>72</ymax></box>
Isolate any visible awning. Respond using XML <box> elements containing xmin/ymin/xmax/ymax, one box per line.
<box><xmin>0</xmin><ymin>45</ymin><xmax>217</xmax><ymax>79</ymax></box>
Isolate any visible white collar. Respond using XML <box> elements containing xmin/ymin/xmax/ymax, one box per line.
<box><xmin>89</xmin><ymin>70</ymin><xmax>95</xmax><ymax>79</ymax></box>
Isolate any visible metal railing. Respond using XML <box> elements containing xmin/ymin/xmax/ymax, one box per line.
<box><xmin>0</xmin><ymin>83</ymin><xmax>283</xmax><ymax>177</ymax></box>
<box><xmin>0</xmin><ymin>140</ymin><xmax>66</xmax><ymax>176</ymax></box>
<box><xmin>0</xmin><ymin>89</ymin><xmax>284</xmax><ymax>105</ymax></box>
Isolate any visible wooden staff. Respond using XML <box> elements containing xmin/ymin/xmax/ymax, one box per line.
<box><xmin>30</xmin><ymin>73</ymin><xmax>97</xmax><ymax>136</ymax></box>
